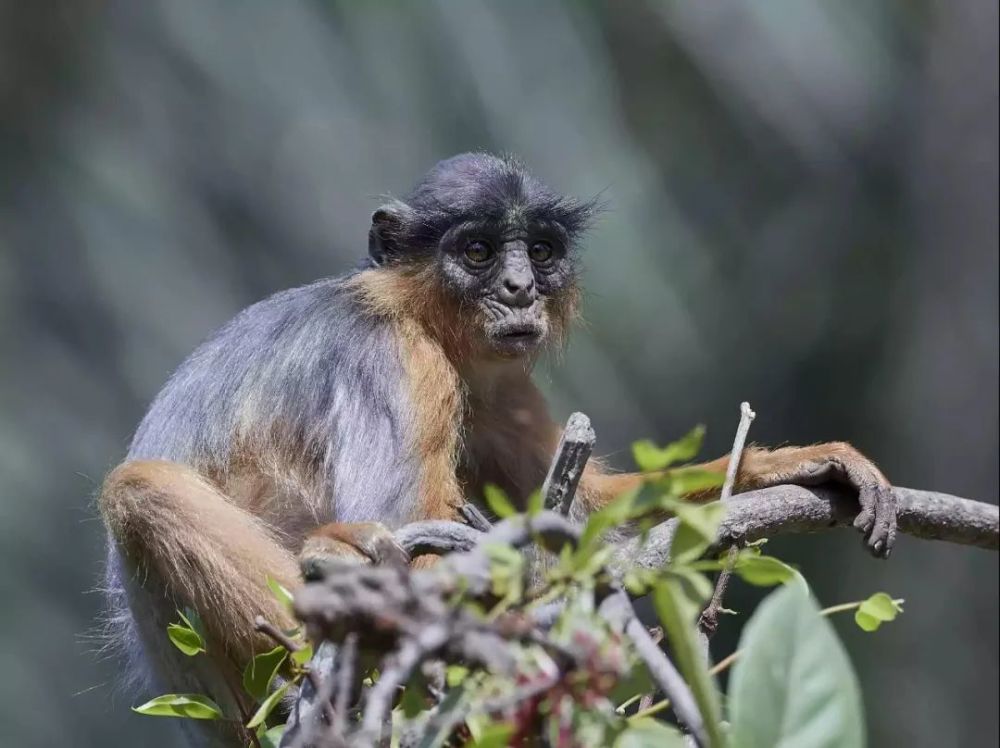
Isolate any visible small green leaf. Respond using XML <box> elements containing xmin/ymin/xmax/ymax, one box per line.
<box><xmin>667</xmin><ymin>467</ymin><xmax>726</xmax><ymax>496</ymax></box>
<box><xmin>666</xmin><ymin>567</ymin><xmax>714</xmax><ymax>612</ymax></box>
<box><xmin>470</xmin><ymin>721</ymin><xmax>516</xmax><ymax>748</ymax></box>
<box><xmin>242</xmin><ymin>646</ymin><xmax>288</xmax><ymax>701</ymax></box>
<box><xmin>854</xmin><ymin>592</ymin><xmax>903</xmax><ymax>632</ymax></box>
<box><xmin>179</xmin><ymin>608</ymin><xmax>207</xmax><ymax>641</ymax></box>
<box><xmin>614</xmin><ymin>718</ymin><xmax>687</xmax><ymax>747</ymax></box>
<box><xmin>672</xmin><ymin>500</ymin><xmax>726</xmax><ymax>541</ymax></box>
<box><xmin>290</xmin><ymin>642</ymin><xmax>313</xmax><ymax>667</ymax></box>
<box><xmin>735</xmin><ymin>555</ymin><xmax>799</xmax><ymax>586</ymax></box>
<box><xmin>167</xmin><ymin>623</ymin><xmax>205</xmax><ymax>656</ymax></box>
<box><xmin>446</xmin><ymin>665</ymin><xmax>469</xmax><ymax>688</ymax></box>
<box><xmin>668</xmin><ymin>501</ymin><xmax>726</xmax><ymax>565</ymax></box>
<box><xmin>258</xmin><ymin>724</ymin><xmax>285</xmax><ymax>748</ymax></box>
<box><xmin>631</xmin><ymin>425</ymin><xmax>705</xmax><ymax>472</ymax></box>
<box><xmin>266</xmin><ymin>577</ymin><xmax>294</xmax><ymax>611</ymax></box>
<box><xmin>132</xmin><ymin>693</ymin><xmax>224</xmax><ymax>720</ymax></box>
<box><xmin>246</xmin><ymin>681</ymin><xmax>292</xmax><ymax>729</ymax></box>
<box><xmin>669</xmin><ymin>522</ymin><xmax>712</xmax><ymax>565</ymax></box>
<box><xmin>526</xmin><ymin>488</ymin><xmax>543</xmax><ymax>517</ymax></box>
<box><xmin>483</xmin><ymin>484</ymin><xmax>517</xmax><ymax>519</ymax></box>
<box><xmin>729</xmin><ymin>584</ymin><xmax>865</xmax><ymax>748</ymax></box>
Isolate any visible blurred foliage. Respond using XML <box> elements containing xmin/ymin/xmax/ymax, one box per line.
<box><xmin>0</xmin><ymin>1</ymin><xmax>995</xmax><ymax>747</ymax></box>
<box><xmin>133</xmin><ymin>442</ymin><xmax>903</xmax><ymax>747</ymax></box>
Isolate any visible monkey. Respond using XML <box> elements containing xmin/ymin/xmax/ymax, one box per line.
<box><xmin>97</xmin><ymin>152</ymin><xmax>896</xmax><ymax>741</ymax></box>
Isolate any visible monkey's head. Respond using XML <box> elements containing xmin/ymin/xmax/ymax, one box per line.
<box><xmin>367</xmin><ymin>153</ymin><xmax>599</xmax><ymax>360</ymax></box>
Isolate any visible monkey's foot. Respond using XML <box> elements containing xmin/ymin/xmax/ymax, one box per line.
<box><xmin>299</xmin><ymin>521</ymin><xmax>410</xmax><ymax>580</ymax></box>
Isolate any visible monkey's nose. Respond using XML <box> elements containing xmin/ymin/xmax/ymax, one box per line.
<box><xmin>500</xmin><ymin>274</ymin><xmax>535</xmax><ymax>307</ymax></box>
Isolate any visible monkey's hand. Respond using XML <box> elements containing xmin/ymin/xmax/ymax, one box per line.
<box><xmin>299</xmin><ymin>522</ymin><xmax>409</xmax><ymax>581</ymax></box>
<box><xmin>777</xmin><ymin>443</ymin><xmax>897</xmax><ymax>558</ymax></box>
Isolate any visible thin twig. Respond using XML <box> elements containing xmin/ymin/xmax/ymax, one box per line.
<box><xmin>698</xmin><ymin>403</ymin><xmax>755</xmax><ymax>648</ymax></box>
<box><xmin>721</xmin><ymin>401</ymin><xmax>756</xmax><ymax>501</ymax></box>
<box><xmin>334</xmin><ymin>633</ymin><xmax>358</xmax><ymax>728</ymax></box>
<box><xmin>255</xmin><ymin>615</ymin><xmax>305</xmax><ymax>652</ymax></box>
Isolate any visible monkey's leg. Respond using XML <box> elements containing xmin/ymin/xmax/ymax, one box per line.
<box><xmin>579</xmin><ymin>442</ymin><xmax>896</xmax><ymax>557</ymax></box>
<box><xmin>99</xmin><ymin>460</ymin><xmax>301</xmax><ymax>669</ymax></box>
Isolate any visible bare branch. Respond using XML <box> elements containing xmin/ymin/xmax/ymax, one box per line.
<box><xmin>600</xmin><ymin>590</ymin><xmax>707</xmax><ymax>747</ymax></box>
<box><xmin>624</xmin><ymin>485</ymin><xmax>999</xmax><ymax>571</ymax></box>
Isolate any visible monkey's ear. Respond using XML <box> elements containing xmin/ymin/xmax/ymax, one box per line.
<box><xmin>368</xmin><ymin>200</ymin><xmax>412</xmax><ymax>266</ymax></box>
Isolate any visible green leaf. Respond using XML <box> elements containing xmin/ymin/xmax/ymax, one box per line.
<box><xmin>446</xmin><ymin>665</ymin><xmax>469</xmax><ymax>688</ymax></box>
<box><xmin>258</xmin><ymin>724</ymin><xmax>285</xmax><ymax>748</ymax></box>
<box><xmin>246</xmin><ymin>681</ymin><xmax>292</xmax><ymax>729</ymax></box>
<box><xmin>400</xmin><ymin>682</ymin><xmax>428</xmax><ymax>719</ymax></box>
<box><xmin>132</xmin><ymin>693</ymin><xmax>224</xmax><ymax>720</ymax></box>
<box><xmin>652</xmin><ymin>580</ymin><xmax>726</xmax><ymax>747</ymax></box>
<box><xmin>614</xmin><ymin>718</ymin><xmax>687</xmax><ymax>748</ymax></box>
<box><xmin>673</xmin><ymin>500</ymin><xmax>726</xmax><ymax>540</ymax></box>
<box><xmin>734</xmin><ymin>555</ymin><xmax>799</xmax><ymax>587</ymax></box>
<box><xmin>668</xmin><ymin>467</ymin><xmax>726</xmax><ymax>496</ymax></box>
<box><xmin>669</xmin><ymin>522</ymin><xmax>713</xmax><ymax>565</ymax></box>
<box><xmin>729</xmin><ymin>584</ymin><xmax>865</xmax><ymax>748</ymax></box>
<box><xmin>666</xmin><ymin>567</ymin><xmax>714</xmax><ymax>610</ymax></box>
<box><xmin>669</xmin><ymin>501</ymin><xmax>726</xmax><ymax>564</ymax></box>
<box><xmin>483</xmin><ymin>484</ymin><xmax>516</xmax><ymax>519</ymax></box>
<box><xmin>167</xmin><ymin>623</ymin><xmax>205</xmax><ymax>656</ymax></box>
<box><xmin>242</xmin><ymin>646</ymin><xmax>288</xmax><ymax>701</ymax></box>
<box><xmin>470</xmin><ymin>721</ymin><xmax>516</xmax><ymax>748</ymax></box>
<box><xmin>854</xmin><ymin>592</ymin><xmax>903</xmax><ymax>632</ymax></box>
<box><xmin>266</xmin><ymin>577</ymin><xmax>294</xmax><ymax>611</ymax></box>
<box><xmin>178</xmin><ymin>608</ymin><xmax>207</xmax><ymax>643</ymax></box>
<box><xmin>631</xmin><ymin>425</ymin><xmax>705</xmax><ymax>472</ymax></box>
<box><xmin>526</xmin><ymin>488</ymin><xmax>544</xmax><ymax>517</ymax></box>
<box><xmin>290</xmin><ymin>642</ymin><xmax>313</xmax><ymax>667</ymax></box>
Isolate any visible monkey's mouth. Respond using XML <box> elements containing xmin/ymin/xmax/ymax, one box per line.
<box><xmin>488</xmin><ymin>321</ymin><xmax>546</xmax><ymax>355</ymax></box>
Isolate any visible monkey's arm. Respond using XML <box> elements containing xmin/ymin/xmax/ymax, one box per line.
<box><xmin>578</xmin><ymin>442</ymin><xmax>896</xmax><ymax>557</ymax></box>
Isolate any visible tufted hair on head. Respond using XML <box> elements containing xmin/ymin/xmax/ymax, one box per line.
<box><xmin>369</xmin><ymin>153</ymin><xmax>600</xmax><ymax>264</ymax></box>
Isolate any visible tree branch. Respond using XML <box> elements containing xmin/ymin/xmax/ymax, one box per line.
<box><xmin>621</xmin><ymin>484</ymin><xmax>998</xmax><ymax>571</ymax></box>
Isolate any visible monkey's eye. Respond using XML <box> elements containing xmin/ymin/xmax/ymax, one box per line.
<box><xmin>529</xmin><ymin>241</ymin><xmax>555</xmax><ymax>265</ymax></box>
<box><xmin>463</xmin><ymin>240</ymin><xmax>494</xmax><ymax>266</ymax></box>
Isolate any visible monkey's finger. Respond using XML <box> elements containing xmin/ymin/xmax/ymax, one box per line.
<box><xmin>866</xmin><ymin>484</ymin><xmax>897</xmax><ymax>559</ymax></box>
<box><xmin>852</xmin><ymin>482</ymin><xmax>876</xmax><ymax>536</ymax></box>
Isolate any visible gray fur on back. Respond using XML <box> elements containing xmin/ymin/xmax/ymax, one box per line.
<box><xmin>126</xmin><ymin>272</ymin><xmax>419</xmax><ymax>526</ymax></box>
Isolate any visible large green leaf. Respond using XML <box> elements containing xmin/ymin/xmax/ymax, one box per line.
<box><xmin>258</xmin><ymin>724</ymin><xmax>285</xmax><ymax>748</ymax></box>
<box><xmin>652</xmin><ymin>579</ymin><xmax>726</xmax><ymax>747</ymax></box>
<box><xmin>132</xmin><ymin>693</ymin><xmax>224</xmax><ymax>720</ymax></box>
<box><xmin>614</xmin><ymin>718</ymin><xmax>688</xmax><ymax>747</ymax></box>
<box><xmin>242</xmin><ymin>646</ymin><xmax>288</xmax><ymax>701</ymax></box>
<box><xmin>729</xmin><ymin>585</ymin><xmax>865</xmax><ymax>747</ymax></box>
<box><xmin>246</xmin><ymin>681</ymin><xmax>292</xmax><ymax>729</ymax></box>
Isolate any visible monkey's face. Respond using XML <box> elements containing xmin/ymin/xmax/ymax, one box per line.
<box><xmin>367</xmin><ymin>154</ymin><xmax>596</xmax><ymax>359</ymax></box>
<box><xmin>437</xmin><ymin>221</ymin><xmax>578</xmax><ymax>359</ymax></box>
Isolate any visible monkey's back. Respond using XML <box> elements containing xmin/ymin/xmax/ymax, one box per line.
<box><xmin>126</xmin><ymin>274</ymin><xmax>421</xmax><ymax>529</ymax></box>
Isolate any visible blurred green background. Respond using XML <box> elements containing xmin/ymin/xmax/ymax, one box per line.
<box><xmin>0</xmin><ymin>1</ymin><xmax>996</xmax><ymax>746</ymax></box>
